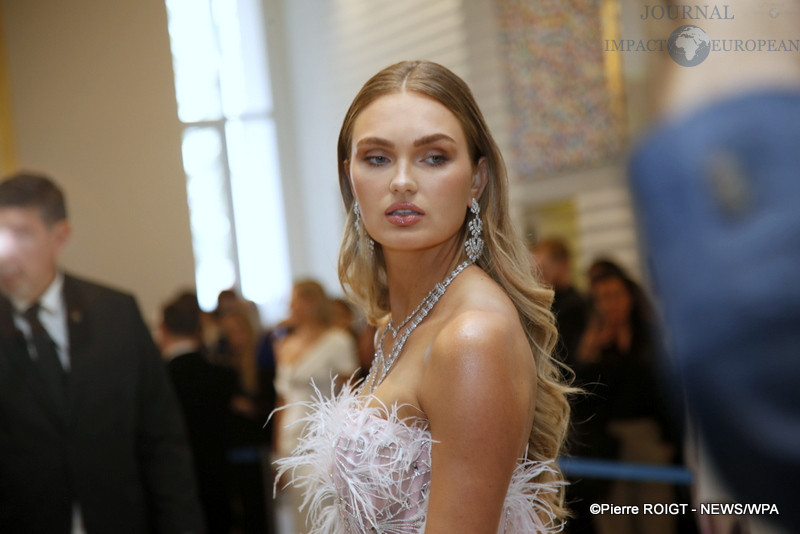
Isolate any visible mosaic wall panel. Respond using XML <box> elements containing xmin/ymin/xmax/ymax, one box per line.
<box><xmin>495</xmin><ymin>0</ymin><xmax>622</xmax><ymax>178</ymax></box>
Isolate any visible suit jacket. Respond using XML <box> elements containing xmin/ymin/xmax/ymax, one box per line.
<box><xmin>167</xmin><ymin>351</ymin><xmax>236</xmax><ymax>534</ymax></box>
<box><xmin>0</xmin><ymin>274</ymin><xmax>204</xmax><ymax>534</ymax></box>
<box><xmin>166</xmin><ymin>350</ymin><xmax>236</xmax><ymax>479</ymax></box>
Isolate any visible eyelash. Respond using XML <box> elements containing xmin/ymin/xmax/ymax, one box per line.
<box><xmin>424</xmin><ymin>154</ymin><xmax>448</xmax><ymax>166</ymax></box>
<box><xmin>362</xmin><ymin>153</ymin><xmax>449</xmax><ymax>167</ymax></box>
<box><xmin>365</xmin><ymin>156</ymin><xmax>390</xmax><ymax>167</ymax></box>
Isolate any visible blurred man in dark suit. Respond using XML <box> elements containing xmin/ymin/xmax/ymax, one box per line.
<box><xmin>159</xmin><ymin>291</ymin><xmax>237</xmax><ymax>534</ymax></box>
<box><xmin>0</xmin><ymin>172</ymin><xmax>203</xmax><ymax>533</ymax></box>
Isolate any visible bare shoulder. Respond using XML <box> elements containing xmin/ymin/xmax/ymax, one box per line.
<box><xmin>429</xmin><ymin>268</ymin><xmax>530</xmax><ymax>370</ymax></box>
<box><xmin>418</xmin><ymin>268</ymin><xmax>535</xmax><ymax>424</ymax></box>
<box><xmin>430</xmin><ymin>307</ymin><xmax>519</xmax><ymax>370</ymax></box>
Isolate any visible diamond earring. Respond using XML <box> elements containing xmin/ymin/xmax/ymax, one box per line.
<box><xmin>353</xmin><ymin>200</ymin><xmax>375</xmax><ymax>254</ymax></box>
<box><xmin>353</xmin><ymin>201</ymin><xmax>362</xmax><ymax>233</ymax></box>
<box><xmin>465</xmin><ymin>198</ymin><xmax>484</xmax><ymax>263</ymax></box>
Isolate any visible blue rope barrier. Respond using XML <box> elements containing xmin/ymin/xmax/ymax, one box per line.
<box><xmin>559</xmin><ymin>457</ymin><xmax>693</xmax><ymax>485</ymax></box>
<box><xmin>227</xmin><ymin>446</ymin><xmax>262</xmax><ymax>464</ymax></box>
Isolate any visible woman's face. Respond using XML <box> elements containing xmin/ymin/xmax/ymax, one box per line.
<box><xmin>592</xmin><ymin>277</ymin><xmax>633</xmax><ymax>327</ymax></box>
<box><xmin>346</xmin><ymin>91</ymin><xmax>486</xmax><ymax>257</ymax></box>
<box><xmin>288</xmin><ymin>287</ymin><xmax>312</xmax><ymax>325</ymax></box>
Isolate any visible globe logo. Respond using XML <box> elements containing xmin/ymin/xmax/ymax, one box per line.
<box><xmin>668</xmin><ymin>25</ymin><xmax>711</xmax><ymax>67</ymax></box>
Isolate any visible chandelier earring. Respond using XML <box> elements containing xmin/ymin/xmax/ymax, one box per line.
<box><xmin>353</xmin><ymin>200</ymin><xmax>375</xmax><ymax>254</ymax></box>
<box><xmin>465</xmin><ymin>198</ymin><xmax>484</xmax><ymax>263</ymax></box>
<box><xmin>353</xmin><ymin>201</ymin><xmax>362</xmax><ymax>233</ymax></box>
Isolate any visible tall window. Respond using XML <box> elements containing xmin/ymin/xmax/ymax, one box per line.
<box><xmin>164</xmin><ymin>0</ymin><xmax>290</xmax><ymax>322</ymax></box>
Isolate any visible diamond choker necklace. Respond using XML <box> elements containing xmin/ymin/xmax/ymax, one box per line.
<box><xmin>364</xmin><ymin>261</ymin><xmax>470</xmax><ymax>393</ymax></box>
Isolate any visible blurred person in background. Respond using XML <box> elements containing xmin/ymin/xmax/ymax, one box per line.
<box><xmin>530</xmin><ymin>238</ymin><xmax>595</xmax><ymax>533</ymax></box>
<box><xmin>330</xmin><ymin>296</ymin><xmax>356</xmax><ymax>333</ymax></box>
<box><xmin>210</xmin><ymin>289</ymin><xmax>277</xmax><ymax>441</ymax></box>
<box><xmin>629</xmin><ymin>2</ymin><xmax>800</xmax><ymax>532</ymax></box>
<box><xmin>530</xmin><ymin>237</ymin><xmax>589</xmax><ymax>367</ymax></box>
<box><xmin>0</xmin><ymin>172</ymin><xmax>203</xmax><ymax>533</ymax></box>
<box><xmin>212</xmin><ymin>289</ymin><xmax>262</xmax><ymax>360</ymax></box>
<box><xmin>577</xmin><ymin>259</ymin><xmax>677</xmax><ymax>534</ymax></box>
<box><xmin>159</xmin><ymin>291</ymin><xmax>237</xmax><ymax>534</ymax></box>
<box><xmin>217</xmin><ymin>306</ymin><xmax>273</xmax><ymax>534</ymax></box>
<box><xmin>331</xmin><ymin>296</ymin><xmax>376</xmax><ymax>379</ymax></box>
<box><xmin>272</xmin><ymin>280</ymin><xmax>358</xmax><ymax>534</ymax></box>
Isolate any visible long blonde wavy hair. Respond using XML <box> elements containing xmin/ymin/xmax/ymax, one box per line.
<box><xmin>336</xmin><ymin>60</ymin><xmax>572</xmax><ymax>522</ymax></box>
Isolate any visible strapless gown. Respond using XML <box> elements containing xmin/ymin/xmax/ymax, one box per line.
<box><xmin>274</xmin><ymin>383</ymin><xmax>564</xmax><ymax>533</ymax></box>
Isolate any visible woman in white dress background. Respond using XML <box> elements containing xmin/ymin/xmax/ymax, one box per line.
<box><xmin>273</xmin><ymin>280</ymin><xmax>359</xmax><ymax>532</ymax></box>
<box><xmin>277</xmin><ymin>61</ymin><xmax>573</xmax><ymax>533</ymax></box>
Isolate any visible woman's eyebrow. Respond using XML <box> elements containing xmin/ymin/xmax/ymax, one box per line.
<box><xmin>355</xmin><ymin>133</ymin><xmax>456</xmax><ymax>150</ymax></box>
<box><xmin>356</xmin><ymin>137</ymin><xmax>394</xmax><ymax>149</ymax></box>
<box><xmin>414</xmin><ymin>133</ymin><xmax>456</xmax><ymax>147</ymax></box>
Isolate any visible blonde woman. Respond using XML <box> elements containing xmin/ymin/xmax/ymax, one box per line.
<box><xmin>273</xmin><ymin>280</ymin><xmax>359</xmax><ymax>533</ymax></box>
<box><xmin>217</xmin><ymin>307</ymin><xmax>271</xmax><ymax>533</ymax></box>
<box><xmin>276</xmin><ymin>61</ymin><xmax>572</xmax><ymax>533</ymax></box>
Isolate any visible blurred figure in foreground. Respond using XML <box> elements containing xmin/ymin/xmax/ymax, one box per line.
<box><xmin>0</xmin><ymin>172</ymin><xmax>203</xmax><ymax>532</ymax></box>
<box><xmin>273</xmin><ymin>280</ymin><xmax>358</xmax><ymax>534</ymax></box>
<box><xmin>629</xmin><ymin>2</ymin><xmax>800</xmax><ymax>531</ymax></box>
<box><xmin>159</xmin><ymin>291</ymin><xmax>237</xmax><ymax>534</ymax></box>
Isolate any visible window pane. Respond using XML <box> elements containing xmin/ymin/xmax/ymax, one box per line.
<box><xmin>212</xmin><ymin>0</ymin><xmax>273</xmax><ymax>117</ymax></box>
<box><xmin>226</xmin><ymin>118</ymin><xmax>290</xmax><ymax>322</ymax></box>
<box><xmin>165</xmin><ymin>0</ymin><xmax>223</xmax><ymax>122</ymax></box>
<box><xmin>165</xmin><ymin>0</ymin><xmax>289</xmax><ymax>320</ymax></box>
<box><xmin>182</xmin><ymin>126</ymin><xmax>236</xmax><ymax>310</ymax></box>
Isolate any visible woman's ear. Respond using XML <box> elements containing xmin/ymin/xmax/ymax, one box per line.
<box><xmin>470</xmin><ymin>157</ymin><xmax>489</xmax><ymax>202</ymax></box>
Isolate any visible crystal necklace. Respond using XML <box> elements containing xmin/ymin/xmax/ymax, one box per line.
<box><xmin>364</xmin><ymin>261</ymin><xmax>470</xmax><ymax>393</ymax></box>
<box><xmin>384</xmin><ymin>278</ymin><xmax>444</xmax><ymax>339</ymax></box>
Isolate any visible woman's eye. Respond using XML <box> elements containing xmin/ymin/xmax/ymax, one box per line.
<box><xmin>424</xmin><ymin>154</ymin><xmax>448</xmax><ymax>166</ymax></box>
<box><xmin>365</xmin><ymin>155</ymin><xmax>390</xmax><ymax>167</ymax></box>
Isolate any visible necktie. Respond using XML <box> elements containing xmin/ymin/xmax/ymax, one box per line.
<box><xmin>23</xmin><ymin>302</ymin><xmax>65</xmax><ymax>402</ymax></box>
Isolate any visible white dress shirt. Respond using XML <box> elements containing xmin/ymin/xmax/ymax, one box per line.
<box><xmin>12</xmin><ymin>272</ymin><xmax>70</xmax><ymax>370</ymax></box>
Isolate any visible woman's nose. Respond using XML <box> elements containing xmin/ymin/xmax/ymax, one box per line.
<box><xmin>390</xmin><ymin>162</ymin><xmax>417</xmax><ymax>194</ymax></box>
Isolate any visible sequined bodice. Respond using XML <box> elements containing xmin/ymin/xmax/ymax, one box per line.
<box><xmin>274</xmin><ymin>384</ymin><xmax>562</xmax><ymax>534</ymax></box>
<box><xmin>332</xmin><ymin>408</ymin><xmax>431</xmax><ymax>532</ymax></box>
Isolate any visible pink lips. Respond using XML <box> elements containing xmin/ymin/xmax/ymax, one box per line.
<box><xmin>385</xmin><ymin>202</ymin><xmax>425</xmax><ymax>227</ymax></box>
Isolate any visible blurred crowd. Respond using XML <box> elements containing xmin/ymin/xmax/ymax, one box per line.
<box><xmin>155</xmin><ymin>281</ymin><xmax>371</xmax><ymax>534</ymax></box>
<box><xmin>530</xmin><ymin>239</ymin><xmax>688</xmax><ymax>534</ymax></box>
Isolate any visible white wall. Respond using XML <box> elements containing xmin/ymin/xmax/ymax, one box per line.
<box><xmin>1</xmin><ymin>0</ymin><xmax>195</xmax><ymax>324</ymax></box>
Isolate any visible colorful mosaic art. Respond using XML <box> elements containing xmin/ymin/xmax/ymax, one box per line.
<box><xmin>495</xmin><ymin>0</ymin><xmax>622</xmax><ymax>178</ymax></box>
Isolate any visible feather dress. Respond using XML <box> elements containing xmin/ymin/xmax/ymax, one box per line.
<box><xmin>274</xmin><ymin>382</ymin><xmax>564</xmax><ymax>533</ymax></box>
